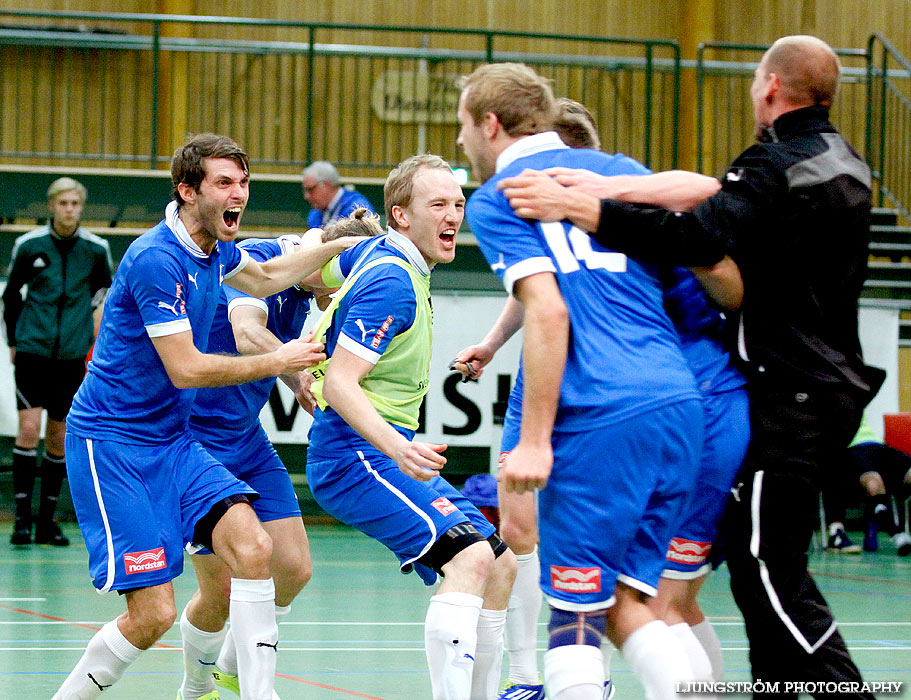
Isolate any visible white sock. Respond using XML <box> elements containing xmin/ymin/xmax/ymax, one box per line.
<box><xmin>543</xmin><ymin>644</ymin><xmax>604</xmax><ymax>700</ymax></box>
<box><xmin>218</xmin><ymin>603</ymin><xmax>291</xmax><ymax>679</ymax></box>
<box><xmin>425</xmin><ymin>591</ymin><xmax>482</xmax><ymax>700</ymax></box>
<box><xmin>179</xmin><ymin>606</ymin><xmax>227</xmax><ymax>699</ymax></box>
<box><xmin>600</xmin><ymin>637</ymin><xmax>615</xmax><ymax>675</ymax></box>
<box><xmin>690</xmin><ymin>619</ymin><xmax>724</xmax><ymax>681</ymax></box>
<box><xmin>621</xmin><ymin>620</ymin><xmax>694</xmax><ymax>700</ymax></box>
<box><xmin>506</xmin><ymin>547</ymin><xmax>543</xmax><ymax>684</ymax></box>
<box><xmin>52</xmin><ymin>619</ymin><xmax>141</xmax><ymax>700</ymax></box>
<box><xmin>670</xmin><ymin>622</ymin><xmax>713</xmax><ymax>681</ymax></box>
<box><xmin>471</xmin><ymin>608</ymin><xmax>507</xmax><ymax>700</ymax></box>
<box><xmin>230</xmin><ymin>578</ymin><xmax>278</xmax><ymax>700</ymax></box>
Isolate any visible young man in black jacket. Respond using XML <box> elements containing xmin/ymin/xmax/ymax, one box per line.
<box><xmin>2</xmin><ymin>177</ymin><xmax>112</xmax><ymax>545</ymax></box>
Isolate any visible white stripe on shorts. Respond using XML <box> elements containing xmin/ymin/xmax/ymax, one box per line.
<box><xmin>356</xmin><ymin>449</ymin><xmax>438</xmax><ymax>573</ymax></box>
<box><xmin>86</xmin><ymin>439</ymin><xmax>117</xmax><ymax>594</ymax></box>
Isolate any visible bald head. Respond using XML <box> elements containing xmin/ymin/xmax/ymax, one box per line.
<box><xmin>761</xmin><ymin>35</ymin><xmax>840</xmax><ymax>108</ymax></box>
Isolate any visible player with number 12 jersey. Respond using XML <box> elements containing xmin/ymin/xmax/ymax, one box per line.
<box><xmin>466</xmin><ymin>133</ymin><xmax>702</xmax><ymax>610</ymax></box>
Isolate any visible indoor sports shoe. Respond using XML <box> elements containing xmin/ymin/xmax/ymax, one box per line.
<box><xmin>34</xmin><ymin>521</ymin><xmax>69</xmax><ymax>546</ymax></box>
<box><xmin>10</xmin><ymin>518</ymin><xmax>31</xmax><ymax>545</ymax></box>
<box><xmin>176</xmin><ymin>691</ymin><xmax>220</xmax><ymax>700</ymax></box>
<box><xmin>603</xmin><ymin>677</ymin><xmax>616</xmax><ymax>700</ymax></box>
<box><xmin>892</xmin><ymin>531</ymin><xmax>911</xmax><ymax>557</ymax></box>
<box><xmin>212</xmin><ymin>669</ymin><xmax>281</xmax><ymax>700</ymax></box>
<box><xmin>498</xmin><ymin>682</ymin><xmax>546</xmax><ymax>700</ymax></box>
<box><xmin>212</xmin><ymin>667</ymin><xmax>239</xmax><ymax>696</ymax></box>
<box><xmin>827</xmin><ymin>526</ymin><xmax>861</xmax><ymax>553</ymax></box>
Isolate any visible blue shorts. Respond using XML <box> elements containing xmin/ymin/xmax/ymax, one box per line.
<box><xmin>191</xmin><ymin>420</ymin><xmax>301</xmax><ymax>523</ymax></box>
<box><xmin>664</xmin><ymin>388</ymin><xmax>750</xmax><ymax>579</ymax></box>
<box><xmin>538</xmin><ymin>400</ymin><xmax>702</xmax><ymax>611</ymax></box>
<box><xmin>65</xmin><ymin>432</ymin><xmax>256</xmax><ymax>593</ymax></box>
<box><xmin>307</xmin><ymin>440</ymin><xmax>495</xmax><ymax>586</ymax></box>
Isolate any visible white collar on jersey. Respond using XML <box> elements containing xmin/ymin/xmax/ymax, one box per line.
<box><xmin>385</xmin><ymin>226</ymin><xmax>431</xmax><ymax>277</ymax></box>
<box><xmin>495</xmin><ymin>131</ymin><xmax>569</xmax><ymax>174</ymax></box>
<box><xmin>165</xmin><ymin>201</ymin><xmax>209</xmax><ymax>259</ymax></box>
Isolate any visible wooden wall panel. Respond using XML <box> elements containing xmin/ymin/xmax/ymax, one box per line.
<box><xmin>2</xmin><ymin>0</ymin><xmax>911</xmax><ymax>174</ymax></box>
<box><xmin>1</xmin><ymin>0</ymin><xmax>911</xmax><ymax>56</ymax></box>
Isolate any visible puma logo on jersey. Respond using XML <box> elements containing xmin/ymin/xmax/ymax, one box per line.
<box><xmin>276</xmin><ymin>295</ymin><xmax>286</xmax><ymax>313</ymax></box>
<box><xmin>355</xmin><ymin>318</ymin><xmax>376</xmax><ymax>343</ymax></box>
<box><xmin>491</xmin><ymin>254</ymin><xmax>506</xmax><ymax>271</ymax></box>
<box><xmin>187</xmin><ymin>271</ymin><xmax>199</xmax><ymax>290</ymax></box>
<box><xmin>725</xmin><ymin>169</ymin><xmax>744</xmax><ymax>183</ymax></box>
<box><xmin>256</xmin><ymin>641</ymin><xmax>278</xmax><ymax>651</ymax></box>
<box><xmin>157</xmin><ymin>298</ymin><xmax>181</xmax><ymax>316</ymax></box>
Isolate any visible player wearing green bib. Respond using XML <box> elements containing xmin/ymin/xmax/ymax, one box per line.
<box><xmin>306</xmin><ymin>154</ymin><xmax>516</xmax><ymax>700</ymax></box>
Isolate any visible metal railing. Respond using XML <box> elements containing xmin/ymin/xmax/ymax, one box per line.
<box><xmin>0</xmin><ymin>10</ymin><xmax>680</xmax><ymax>175</ymax></box>
<box><xmin>695</xmin><ymin>42</ymin><xmax>869</xmax><ymax>177</ymax></box>
<box><xmin>866</xmin><ymin>33</ymin><xmax>911</xmax><ymax>218</ymax></box>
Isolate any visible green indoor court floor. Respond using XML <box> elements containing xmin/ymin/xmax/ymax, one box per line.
<box><xmin>0</xmin><ymin>523</ymin><xmax>909</xmax><ymax>699</ymax></box>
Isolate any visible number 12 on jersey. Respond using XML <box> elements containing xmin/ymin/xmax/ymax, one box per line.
<box><xmin>538</xmin><ymin>221</ymin><xmax>627</xmax><ymax>274</ymax></box>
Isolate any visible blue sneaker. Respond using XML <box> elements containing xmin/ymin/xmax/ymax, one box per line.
<box><xmin>827</xmin><ymin>526</ymin><xmax>861</xmax><ymax>553</ymax></box>
<box><xmin>499</xmin><ymin>682</ymin><xmax>546</xmax><ymax>700</ymax></box>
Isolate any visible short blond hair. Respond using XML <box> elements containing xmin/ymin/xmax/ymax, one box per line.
<box><xmin>554</xmin><ymin>97</ymin><xmax>601</xmax><ymax>150</ymax></box>
<box><xmin>763</xmin><ymin>35</ymin><xmax>841</xmax><ymax>107</ymax></box>
<box><xmin>321</xmin><ymin>207</ymin><xmax>383</xmax><ymax>242</ymax></box>
<box><xmin>459</xmin><ymin>63</ymin><xmax>556</xmax><ymax>137</ymax></box>
<box><xmin>47</xmin><ymin>177</ymin><xmax>87</xmax><ymax>203</ymax></box>
<box><xmin>384</xmin><ymin>154</ymin><xmax>454</xmax><ymax>230</ymax></box>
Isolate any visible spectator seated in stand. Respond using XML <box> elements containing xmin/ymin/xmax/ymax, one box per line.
<box><xmin>824</xmin><ymin>412</ymin><xmax>911</xmax><ymax>556</ymax></box>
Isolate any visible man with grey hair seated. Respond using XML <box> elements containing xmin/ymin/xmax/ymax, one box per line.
<box><xmin>302</xmin><ymin>160</ymin><xmax>375</xmax><ymax>229</ymax></box>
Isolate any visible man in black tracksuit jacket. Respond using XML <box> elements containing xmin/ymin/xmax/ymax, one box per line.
<box><xmin>2</xmin><ymin>177</ymin><xmax>112</xmax><ymax>546</ymax></box>
<box><xmin>497</xmin><ymin>35</ymin><xmax>884</xmax><ymax>698</ymax></box>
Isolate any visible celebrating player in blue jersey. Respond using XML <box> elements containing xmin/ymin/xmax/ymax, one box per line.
<box><xmin>53</xmin><ymin>133</ymin><xmax>361</xmax><ymax>700</ymax></box>
<box><xmin>178</xmin><ymin>211</ymin><xmax>382</xmax><ymax>700</ymax></box>
<box><xmin>455</xmin><ymin>99</ymin><xmax>749</xmax><ymax>697</ymax></box>
<box><xmin>305</xmin><ymin>154</ymin><xmax>517</xmax><ymax>700</ymax></box>
<box><xmin>457</xmin><ymin>64</ymin><xmax>704</xmax><ymax>700</ymax></box>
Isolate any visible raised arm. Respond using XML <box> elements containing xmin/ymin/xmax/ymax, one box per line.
<box><xmin>226</xmin><ymin>236</ymin><xmax>360</xmax><ymax>298</ymax></box>
<box><xmin>546</xmin><ymin>168</ymin><xmax>721</xmax><ymax>212</ymax></box>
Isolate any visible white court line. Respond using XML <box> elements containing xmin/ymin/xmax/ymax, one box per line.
<box><xmin>0</xmin><ymin>598</ymin><xmax>46</xmax><ymax>602</ymax></box>
<box><xmin>1</xmin><ymin>645</ymin><xmax>909</xmax><ymax>653</ymax></box>
<box><xmin>709</xmin><ymin>621</ymin><xmax>911</xmax><ymax>626</ymax></box>
<box><xmin>1</xmin><ymin>620</ymin><xmax>910</xmax><ymax>627</ymax></box>
<box><xmin>4</xmin><ymin>620</ymin><xmax>911</xmax><ymax>627</ymax></box>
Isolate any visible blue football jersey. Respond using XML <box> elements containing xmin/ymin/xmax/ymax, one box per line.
<box><xmin>67</xmin><ymin>206</ymin><xmax>248</xmax><ymax>444</ymax></box>
<box><xmin>190</xmin><ymin>238</ymin><xmax>314</xmax><ymax>431</ymax></box>
<box><xmin>307</xmin><ymin>188</ymin><xmax>375</xmax><ymax>229</ymax></box>
<box><xmin>308</xmin><ymin>229</ymin><xmax>425</xmax><ymax>454</ymax></box>
<box><xmin>467</xmin><ymin>133</ymin><xmax>699</xmax><ymax>431</ymax></box>
<box><xmin>662</xmin><ymin>267</ymin><xmax>745</xmax><ymax>395</ymax></box>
